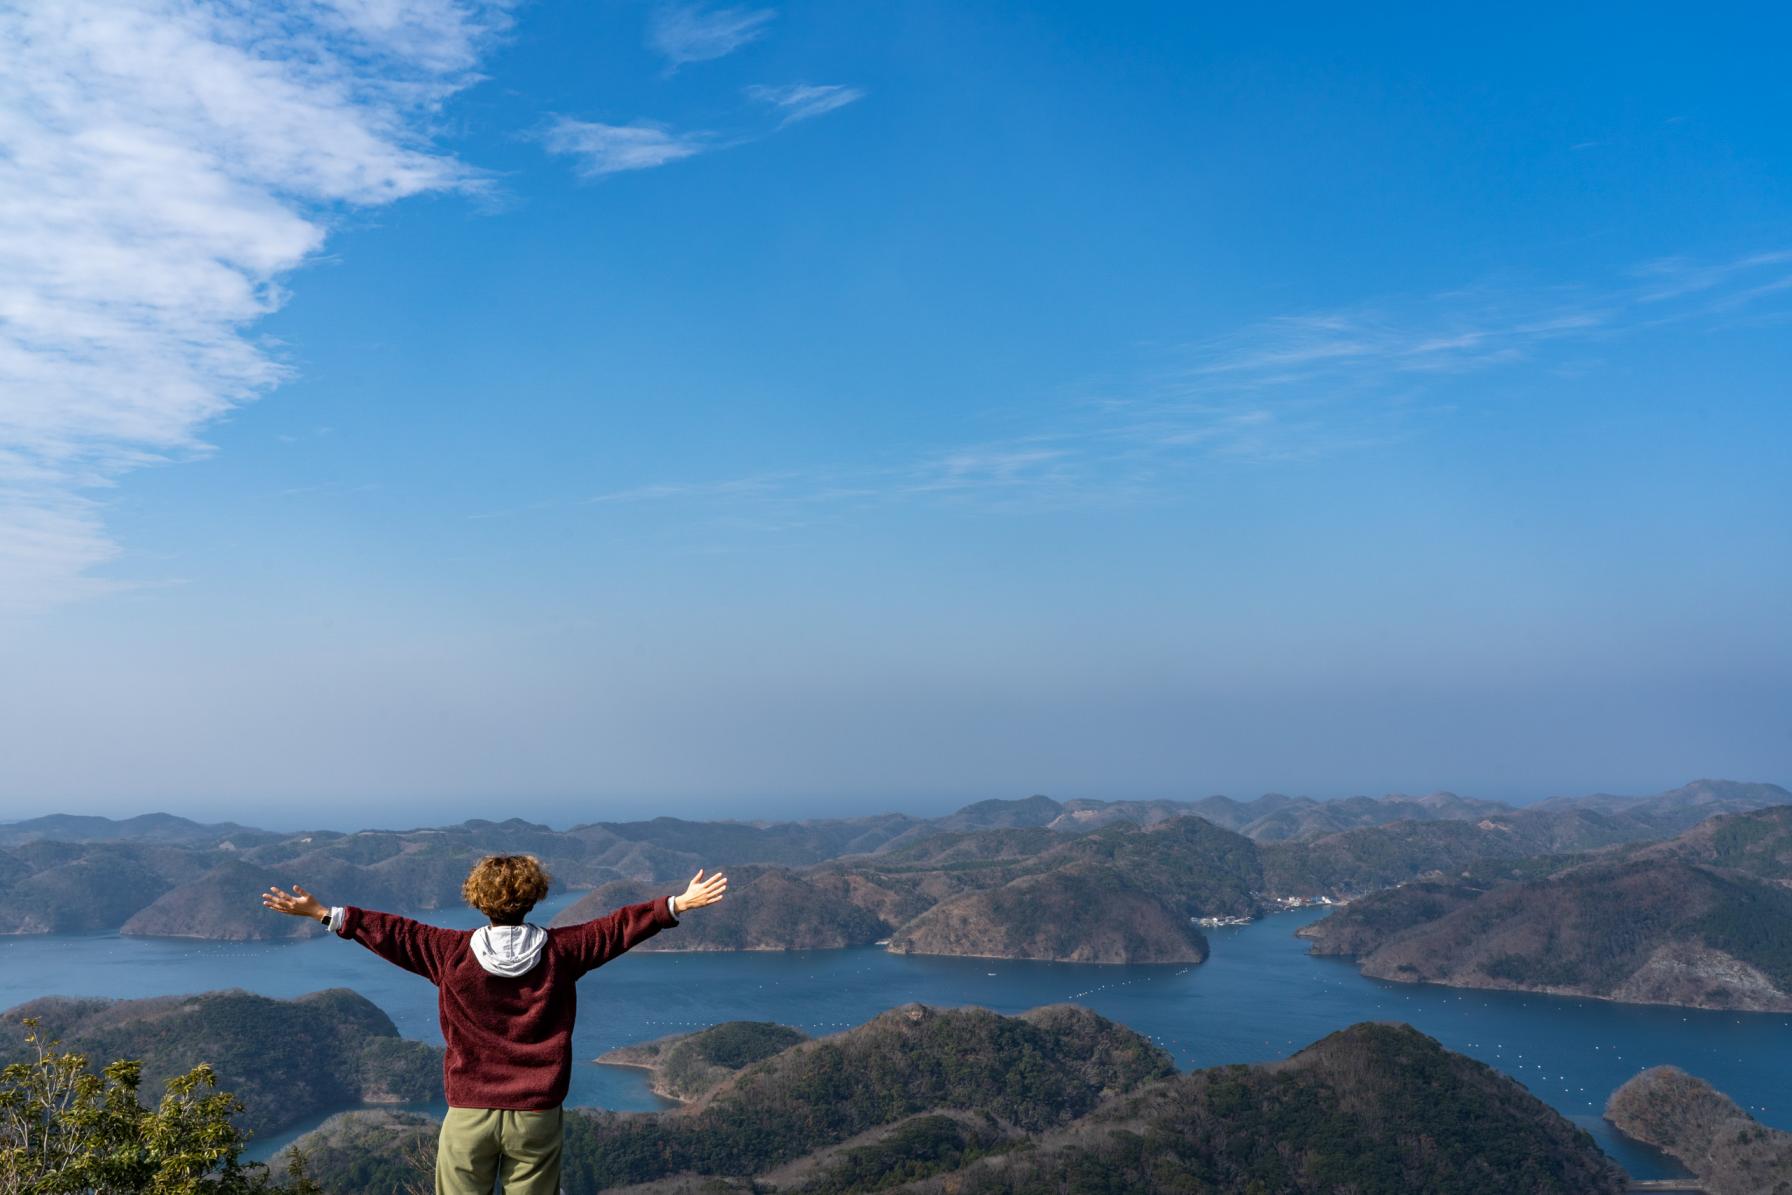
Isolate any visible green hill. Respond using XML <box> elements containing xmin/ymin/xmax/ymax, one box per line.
<box><xmin>0</xmin><ymin>988</ymin><xmax>441</xmax><ymax>1137</ymax></box>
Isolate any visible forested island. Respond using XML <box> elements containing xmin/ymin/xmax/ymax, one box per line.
<box><xmin>596</xmin><ymin>1020</ymin><xmax>811</xmax><ymax>1100</ymax></box>
<box><xmin>1606</xmin><ymin>1065</ymin><xmax>1792</xmax><ymax>1195</ymax></box>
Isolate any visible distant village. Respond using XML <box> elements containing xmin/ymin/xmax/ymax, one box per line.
<box><xmin>1195</xmin><ymin>894</ymin><xmax>1343</xmax><ymax>928</ymax></box>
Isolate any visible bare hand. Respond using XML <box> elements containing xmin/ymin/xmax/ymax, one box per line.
<box><xmin>262</xmin><ymin>884</ymin><xmax>327</xmax><ymax>921</ymax></box>
<box><xmin>677</xmin><ymin>869</ymin><xmax>727</xmax><ymax>912</ymax></box>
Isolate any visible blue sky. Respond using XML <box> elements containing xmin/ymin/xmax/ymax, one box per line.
<box><xmin>1</xmin><ymin>1</ymin><xmax>1788</xmax><ymax>826</ymax></box>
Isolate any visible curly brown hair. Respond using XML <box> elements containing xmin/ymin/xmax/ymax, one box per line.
<box><xmin>462</xmin><ymin>854</ymin><xmax>552</xmax><ymax>922</ymax></box>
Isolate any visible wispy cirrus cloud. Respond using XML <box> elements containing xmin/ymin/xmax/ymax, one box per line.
<box><xmin>0</xmin><ymin>0</ymin><xmax>506</xmax><ymax>615</ymax></box>
<box><xmin>647</xmin><ymin>1</ymin><xmax>774</xmax><ymax>70</ymax></box>
<box><xmin>1629</xmin><ymin>249</ymin><xmax>1792</xmax><ymax>306</ymax></box>
<box><xmin>542</xmin><ymin>86</ymin><xmax>863</xmax><ymax>178</ymax></box>
<box><xmin>745</xmin><ymin>83</ymin><xmax>865</xmax><ymax>126</ymax></box>
<box><xmin>1167</xmin><ymin>246</ymin><xmax>1792</xmax><ymax>397</ymax></box>
<box><xmin>540</xmin><ymin>118</ymin><xmax>713</xmax><ymax>177</ymax></box>
<box><xmin>512</xmin><ymin>248</ymin><xmax>1792</xmax><ymax>523</ymax></box>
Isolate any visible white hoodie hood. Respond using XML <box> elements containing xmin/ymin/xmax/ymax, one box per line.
<box><xmin>470</xmin><ymin>923</ymin><xmax>547</xmax><ymax>977</ymax></box>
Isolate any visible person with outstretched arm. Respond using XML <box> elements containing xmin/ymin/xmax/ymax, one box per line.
<box><xmin>261</xmin><ymin>855</ymin><xmax>727</xmax><ymax>1194</ymax></box>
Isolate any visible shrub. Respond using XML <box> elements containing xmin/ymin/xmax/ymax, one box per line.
<box><xmin>0</xmin><ymin>1017</ymin><xmax>319</xmax><ymax>1194</ymax></box>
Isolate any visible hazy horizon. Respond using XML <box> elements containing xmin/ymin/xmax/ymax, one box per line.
<box><xmin>2</xmin><ymin>775</ymin><xmax>1784</xmax><ymax>835</ymax></box>
<box><xmin>2</xmin><ymin>2</ymin><xmax>1787</xmax><ymax>821</ymax></box>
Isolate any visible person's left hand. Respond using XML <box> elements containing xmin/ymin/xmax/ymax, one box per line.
<box><xmin>262</xmin><ymin>883</ymin><xmax>327</xmax><ymax>921</ymax></box>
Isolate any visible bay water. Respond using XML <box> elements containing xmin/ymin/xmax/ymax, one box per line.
<box><xmin>4</xmin><ymin>894</ymin><xmax>1783</xmax><ymax>1181</ymax></box>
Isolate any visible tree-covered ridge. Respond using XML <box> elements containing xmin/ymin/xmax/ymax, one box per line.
<box><xmin>1626</xmin><ymin>802</ymin><xmax>1792</xmax><ymax>881</ymax></box>
<box><xmin>885</xmin><ymin>1023</ymin><xmax>1626</xmax><ymax>1195</ymax></box>
<box><xmin>0</xmin><ymin>988</ymin><xmax>441</xmax><ymax>1139</ymax></box>
<box><xmin>292</xmin><ymin>1012</ymin><xmax>1625</xmax><ymax>1195</ymax></box>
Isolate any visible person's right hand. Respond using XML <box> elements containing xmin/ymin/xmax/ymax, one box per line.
<box><xmin>678</xmin><ymin>869</ymin><xmax>728</xmax><ymax>911</ymax></box>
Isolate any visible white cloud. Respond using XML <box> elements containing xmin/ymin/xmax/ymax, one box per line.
<box><xmin>540</xmin><ymin>117</ymin><xmax>711</xmax><ymax>177</ymax></box>
<box><xmin>0</xmin><ymin>0</ymin><xmax>504</xmax><ymax>615</ymax></box>
<box><xmin>744</xmin><ymin>83</ymin><xmax>865</xmax><ymax>126</ymax></box>
<box><xmin>647</xmin><ymin>2</ymin><xmax>774</xmax><ymax>69</ymax></box>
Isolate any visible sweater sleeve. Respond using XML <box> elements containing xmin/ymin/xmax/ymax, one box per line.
<box><xmin>337</xmin><ymin>906</ymin><xmax>460</xmax><ymax>984</ymax></box>
<box><xmin>563</xmin><ymin>897</ymin><xmax>678</xmax><ymax>977</ymax></box>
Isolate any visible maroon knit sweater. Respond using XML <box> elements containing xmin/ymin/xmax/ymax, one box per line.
<box><xmin>335</xmin><ymin>897</ymin><xmax>678</xmax><ymax>1109</ymax></box>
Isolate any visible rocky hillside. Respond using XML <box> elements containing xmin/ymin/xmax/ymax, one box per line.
<box><xmin>291</xmin><ymin>1013</ymin><xmax>1625</xmax><ymax>1195</ymax></box>
<box><xmin>887</xmin><ymin>863</ymin><xmax>1210</xmax><ymax>964</ymax></box>
<box><xmin>1299</xmin><ymin>844</ymin><xmax>1792</xmax><ymax>1011</ymax></box>
<box><xmin>1606</xmin><ymin>1065</ymin><xmax>1792</xmax><ymax>1195</ymax></box>
<box><xmin>0</xmin><ymin>988</ymin><xmax>441</xmax><ymax>1136</ymax></box>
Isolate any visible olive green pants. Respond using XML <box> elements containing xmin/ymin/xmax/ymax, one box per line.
<box><xmin>435</xmin><ymin>1105</ymin><xmax>563</xmax><ymax>1195</ymax></box>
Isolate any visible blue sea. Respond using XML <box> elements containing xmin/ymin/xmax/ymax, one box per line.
<box><xmin>5</xmin><ymin>892</ymin><xmax>1782</xmax><ymax>1183</ymax></box>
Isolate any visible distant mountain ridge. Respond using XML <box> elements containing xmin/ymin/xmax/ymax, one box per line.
<box><xmin>8</xmin><ymin>778</ymin><xmax>1780</xmax><ymax>850</ymax></box>
<box><xmin>2</xmin><ymin>781</ymin><xmax>1784</xmax><ymax>969</ymax></box>
<box><xmin>928</xmin><ymin>779</ymin><xmax>1788</xmax><ymax>843</ymax></box>
<box><xmin>0</xmin><ymin>811</ymin><xmax>277</xmax><ymax>848</ymax></box>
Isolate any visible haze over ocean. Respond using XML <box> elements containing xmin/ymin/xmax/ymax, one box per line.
<box><xmin>1</xmin><ymin>1</ymin><xmax>1787</xmax><ymax>827</ymax></box>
